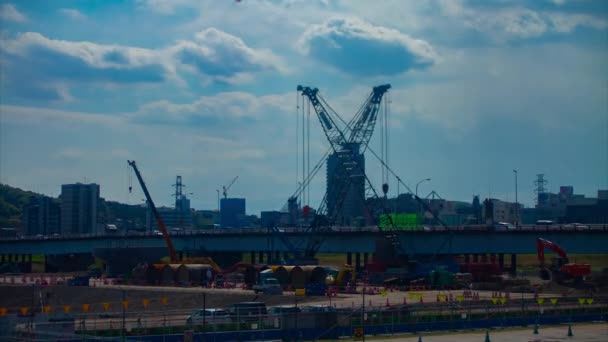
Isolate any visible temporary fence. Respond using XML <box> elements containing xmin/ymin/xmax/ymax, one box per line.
<box><xmin>1</xmin><ymin>295</ymin><xmax>606</xmax><ymax>341</ymax></box>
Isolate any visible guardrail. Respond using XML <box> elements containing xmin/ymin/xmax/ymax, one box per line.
<box><xmin>1</xmin><ymin>224</ymin><xmax>607</xmax><ymax>242</ymax></box>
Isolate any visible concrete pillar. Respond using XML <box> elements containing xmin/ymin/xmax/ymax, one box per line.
<box><xmin>250</xmin><ymin>251</ymin><xmax>256</xmax><ymax>264</ymax></box>
<box><xmin>480</xmin><ymin>254</ymin><xmax>488</xmax><ymax>263</ymax></box>
<box><xmin>363</xmin><ymin>253</ymin><xmax>369</xmax><ymax>268</ymax></box>
<box><xmin>258</xmin><ymin>251</ymin><xmax>264</xmax><ymax>264</ymax></box>
<box><xmin>464</xmin><ymin>254</ymin><xmax>470</xmax><ymax>264</ymax></box>
<box><xmin>472</xmin><ymin>254</ymin><xmax>479</xmax><ymax>263</ymax></box>
<box><xmin>498</xmin><ymin>254</ymin><xmax>505</xmax><ymax>270</ymax></box>
<box><xmin>283</xmin><ymin>252</ymin><xmax>289</xmax><ymax>261</ymax></box>
<box><xmin>0</xmin><ymin>254</ymin><xmax>4</xmax><ymax>264</ymax></box>
<box><xmin>490</xmin><ymin>254</ymin><xmax>497</xmax><ymax>264</ymax></box>
<box><xmin>275</xmin><ymin>251</ymin><xmax>281</xmax><ymax>262</ymax></box>
<box><xmin>355</xmin><ymin>253</ymin><xmax>361</xmax><ymax>272</ymax></box>
<box><xmin>178</xmin><ymin>251</ymin><xmax>184</xmax><ymax>261</ymax></box>
<box><xmin>347</xmin><ymin>252</ymin><xmax>353</xmax><ymax>266</ymax></box>
<box><xmin>266</xmin><ymin>251</ymin><xmax>273</xmax><ymax>264</ymax></box>
<box><xmin>510</xmin><ymin>254</ymin><xmax>517</xmax><ymax>275</ymax></box>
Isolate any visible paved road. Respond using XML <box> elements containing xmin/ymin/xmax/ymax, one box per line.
<box><xmin>369</xmin><ymin>323</ymin><xmax>608</xmax><ymax>341</ymax></box>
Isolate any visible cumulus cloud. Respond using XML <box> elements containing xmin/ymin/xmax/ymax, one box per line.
<box><xmin>456</xmin><ymin>5</ymin><xmax>608</xmax><ymax>40</ymax></box>
<box><xmin>0</xmin><ymin>3</ymin><xmax>26</xmax><ymax>22</ymax></box>
<box><xmin>298</xmin><ymin>16</ymin><xmax>437</xmax><ymax>75</ymax></box>
<box><xmin>172</xmin><ymin>28</ymin><xmax>285</xmax><ymax>83</ymax></box>
<box><xmin>0</xmin><ymin>29</ymin><xmax>283</xmax><ymax>100</ymax></box>
<box><xmin>133</xmin><ymin>91</ymin><xmax>292</xmax><ymax>125</ymax></box>
<box><xmin>59</xmin><ymin>8</ymin><xmax>87</xmax><ymax>20</ymax></box>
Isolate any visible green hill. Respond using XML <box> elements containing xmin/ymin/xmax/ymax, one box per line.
<box><xmin>0</xmin><ymin>183</ymin><xmax>38</xmax><ymax>228</ymax></box>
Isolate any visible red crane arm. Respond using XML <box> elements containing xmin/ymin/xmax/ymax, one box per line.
<box><xmin>128</xmin><ymin>160</ymin><xmax>178</xmax><ymax>263</ymax></box>
<box><xmin>536</xmin><ymin>238</ymin><xmax>568</xmax><ymax>264</ymax></box>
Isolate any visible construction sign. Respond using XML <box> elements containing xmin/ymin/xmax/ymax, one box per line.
<box><xmin>456</xmin><ymin>295</ymin><xmax>464</xmax><ymax>303</ymax></box>
<box><xmin>122</xmin><ymin>301</ymin><xmax>129</xmax><ymax>309</ymax></box>
<box><xmin>578</xmin><ymin>298</ymin><xmax>586</xmax><ymax>305</ymax></box>
<box><xmin>550</xmin><ymin>298</ymin><xmax>558</xmax><ymax>305</ymax></box>
<box><xmin>143</xmin><ymin>299</ymin><xmax>150</xmax><ymax>309</ymax></box>
<box><xmin>82</xmin><ymin>304</ymin><xmax>90</xmax><ymax>313</ymax></box>
<box><xmin>20</xmin><ymin>307</ymin><xmax>28</xmax><ymax>316</ymax></box>
<box><xmin>408</xmin><ymin>292</ymin><xmax>423</xmax><ymax>300</ymax></box>
<box><xmin>491</xmin><ymin>298</ymin><xmax>499</xmax><ymax>305</ymax></box>
<box><xmin>586</xmin><ymin>298</ymin><xmax>594</xmax><ymax>305</ymax></box>
<box><xmin>161</xmin><ymin>297</ymin><xmax>168</xmax><ymax>305</ymax></box>
<box><xmin>537</xmin><ymin>298</ymin><xmax>545</xmax><ymax>305</ymax></box>
<box><xmin>43</xmin><ymin>306</ymin><xmax>51</xmax><ymax>313</ymax></box>
<box><xmin>500</xmin><ymin>297</ymin><xmax>507</xmax><ymax>305</ymax></box>
<box><xmin>380</xmin><ymin>290</ymin><xmax>388</xmax><ymax>297</ymax></box>
<box><xmin>63</xmin><ymin>305</ymin><xmax>71</xmax><ymax>313</ymax></box>
<box><xmin>0</xmin><ymin>308</ymin><xmax>7</xmax><ymax>316</ymax></box>
<box><xmin>102</xmin><ymin>303</ymin><xmax>110</xmax><ymax>311</ymax></box>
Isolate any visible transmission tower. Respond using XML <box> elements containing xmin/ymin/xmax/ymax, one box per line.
<box><xmin>534</xmin><ymin>174</ymin><xmax>547</xmax><ymax>205</ymax></box>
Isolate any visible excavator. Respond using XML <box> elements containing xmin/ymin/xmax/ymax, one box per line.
<box><xmin>536</xmin><ymin>238</ymin><xmax>590</xmax><ymax>285</ymax></box>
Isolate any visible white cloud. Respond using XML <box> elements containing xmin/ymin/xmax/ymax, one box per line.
<box><xmin>448</xmin><ymin>5</ymin><xmax>608</xmax><ymax>40</ymax></box>
<box><xmin>298</xmin><ymin>16</ymin><xmax>437</xmax><ymax>75</ymax></box>
<box><xmin>135</xmin><ymin>0</ymin><xmax>196</xmax><ymax>15</ymax></box>
<box><xmin>0</xmin><ymin>29</ymin><xmax>284</xmax><ymax>100</ymax></box>
<box><xmin>0</xmin><ymin>3</ymin><xmax>26</xmax><ymax>23</ymax></box>
<box><xmin>133</xmin><ymin>91</ymin><xmax>292</xmax><ymax>124</ymax></box>
<box><xmin>59</xmin><ymin>8</ymin><xmax>87</xmax><ymax>20</ymax></box>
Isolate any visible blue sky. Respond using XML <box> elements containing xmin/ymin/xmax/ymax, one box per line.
<box><xmin>1</xmin><ymin>0</ymin><xmax>607</xmax><ymax>214</ymax></box>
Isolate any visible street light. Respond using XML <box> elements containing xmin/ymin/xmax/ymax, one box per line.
<box><xmin>215</xmin><ymin>190</ymin><xmax>220</xmax><ymax>212</ymax></box>
<box><xmin>513</xmin><ymin>170</ymin><xmax>518</xmax><ymax>226</ymax></box>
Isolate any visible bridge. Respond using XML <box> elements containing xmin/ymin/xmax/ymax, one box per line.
<box><xmin>1</xmin><ymin>226</ymin><xmax>607</xmax><ymax>255</ymax></box>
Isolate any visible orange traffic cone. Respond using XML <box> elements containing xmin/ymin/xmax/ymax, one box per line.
<box><xmin>403</xmin><ymin>297</ymin><xmax>407</xmax><ymax>305</ymax></box>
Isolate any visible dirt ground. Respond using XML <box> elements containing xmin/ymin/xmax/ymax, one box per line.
<box><xmin>0</xmin><ymin>283</ymin><xmax>567</xmax><ymax>314</ymax></box>
<box><xmin>366</xmin><ymin>323</ymin><xmax>608</xmax><ymax>341</ymax></box>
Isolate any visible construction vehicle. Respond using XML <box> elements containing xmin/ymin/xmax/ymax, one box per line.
<box><xmin>536</xmin><ymin>238</ymin><xmax>591</xmax><ymax>284</ymax></box>
<box><xmin>326</xmin><ymin>264</ymin><xmax>356</xmax><ymax>287</ymax></box>
<box><xmin>253</xmin><ymin>269</ymin><xmax>282</xmax><ymax>294</ymax></box>
<box><xmin>128</xmin><ymin>160</ymin><xmax>179</xmax><ymax>262</ymax></box>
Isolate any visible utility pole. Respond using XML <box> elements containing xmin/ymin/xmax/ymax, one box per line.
<box><xmin>513</xmin><ymin>170</ymin><xmax>518</xmax><ymax>226</ymax></box>
<box><xmin>121</xmin><ymin>289</ymin><xmax>126</xmax><ymax>341</ymax></box>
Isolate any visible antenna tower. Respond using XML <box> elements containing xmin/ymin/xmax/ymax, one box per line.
<box><xmin>534</xmin><ymin>174</ymin><xmax>547</xmax><ymax>205</ymax></box>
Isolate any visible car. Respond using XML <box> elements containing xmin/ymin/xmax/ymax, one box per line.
<box><xmin>301</xmin><ymin>304</ymin><xmax>335</xmax><ymax>313</ymax></box>
<box><xmin>152</xmin><ymin>230</ymin><xmax>163</xmax><ymax>236</ymax></box>
<box><xmin>494</xmin><ymin>222</ymin><xmax>516</xmax><ymax>231</ymax></box>
<box><xmin>230</xmin><ymin>302</ymin><xmax>269</xmax><ymax>323</ymax></box>
<box><xmin>268</xmin><ymin>305</ymin><xmax>301</xmax><ymax>316</ymax></box>
<box><xmin>187</xmin><ymin>308</ymin><xmax>232</xmax><ymax>325</ymax></box>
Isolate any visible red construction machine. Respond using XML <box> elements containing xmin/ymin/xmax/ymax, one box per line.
<box><xmin>536</xmin><ymin>238</ymin><xmax>590</xmax><ymax>285</ymax></box>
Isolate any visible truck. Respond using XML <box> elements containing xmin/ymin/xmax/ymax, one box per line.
<box><xmin>253</xmin><ymin>269</ymin><xmax>283</xmax><ymax>294</ymax></box>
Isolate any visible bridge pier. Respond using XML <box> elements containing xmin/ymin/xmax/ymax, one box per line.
<box><xmin>346</xmin><ymin>252</ymin><xmax>352</xmax><ymax>266</ymax></box>
<box><xmin>464</xmin><ymin>254</ymin><xmax>470</xmax><ymax>264</ymax></box>
<box><xmin>480</xmin><ymin>254</ymin><xmax>488</xmax><ymax>263</ymax></box>
<box><xmin>250</xmin><ymin>251</ymin><xmax>255</xmax><ymax>264</ymax></box>
<box><xmin>510</xmin><ymin>254</ymin><xmax>517</xmax><ymax>275</ymax></box>
<box><xmin>498</xmin><ymin>254</ymin><xmax>505</xmax><ymax>270</ymax></box>
<box><xmin>258</xmin><ymin>252</ymin><xmax>264</xmax><ymax>264</ymax></box>
<box><xmin>472</xmin><ymin>254</ymin><xmax>479</xmax><ymax>263</ymax></box>
<box><xmin>266</xmin><ymin>251</ymin><xmax>272</xmax><ymax>264</ymax></box>
<box><xmin>355</xmin><ymin>253</ymin><xmax>361</xmax><ymax>272</ymax></box>
<box><xmin>363</xmin><ymin>253</ymin><xmax>369</xmax><ymax>268</ymax></box>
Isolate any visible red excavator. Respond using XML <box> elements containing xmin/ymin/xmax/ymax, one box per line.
<box><xmin>536</xmin><ymin>238</ymin><xmax>590</xmax><ymax>285</ymax></box>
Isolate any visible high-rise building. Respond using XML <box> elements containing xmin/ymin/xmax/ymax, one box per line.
<box><xmin>23</xmin><ymin>195</ymin><xmax>61</xmax><ymax>236</ymax></box>
<box><xmin>326</xmin><ymin>143</ymin><xmax>365</xmax><ymax>226</ymax></box>
<box><xmin>60</xmin><ymin>183</ymin><xmax>100</xmax><ymax>234</ymax></box>
<box><xmin>220</xmin><ymin>198</ymin><xmax>246</xmax><ymax>228</ymax></box>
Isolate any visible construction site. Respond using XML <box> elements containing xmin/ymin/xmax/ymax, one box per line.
<box><xmin>1</xmin><ymin>84</ymin><xmax>607</xmax><ymax>341</ymax></box>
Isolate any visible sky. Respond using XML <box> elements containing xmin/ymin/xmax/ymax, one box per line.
<box><xmin>0</xmin><ymin>0</ymin><xmax>607</xmax><ymax>214</ymax></box>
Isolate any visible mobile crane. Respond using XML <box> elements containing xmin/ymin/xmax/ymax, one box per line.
<box><xmin>536</xmin><ymin>238</ymin><xmax>590</xmax><ymax>285</ymax></box>
<box><xmin>128</xmin><ymin>160</ymin><xmax>179</xmax><ymax>263</ymax></box>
